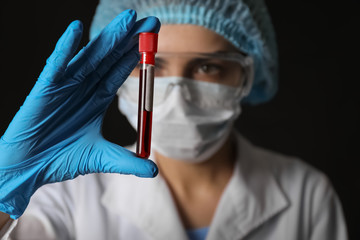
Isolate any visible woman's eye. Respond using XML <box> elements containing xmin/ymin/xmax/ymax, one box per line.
<box><xmin>197</xmin><ymin>64</ymin><xmax>222</xmax><ymax>75</ymax></box>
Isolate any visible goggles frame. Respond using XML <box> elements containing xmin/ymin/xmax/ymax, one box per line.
<box><xmin>154</xmin><ymin>52</ymin><xmax>254</xmax><ymax>97</ymax></box>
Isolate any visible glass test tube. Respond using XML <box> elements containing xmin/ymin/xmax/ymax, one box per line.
<box><xmin>136</xmin><ymin>32</ymin><xmax>158</xmax><ymax>158</ymax></box>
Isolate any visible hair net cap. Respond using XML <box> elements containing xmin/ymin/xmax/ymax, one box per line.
<box><xmin>90</xmin><ymin>0</ymin><xmax>278</xmax><ymax>104</ymax></box>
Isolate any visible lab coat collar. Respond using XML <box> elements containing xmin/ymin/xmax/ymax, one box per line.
<box><xmin>101</xmin><ymin>133</ymin><xmax>289</xmax><ymax>240</ymax></box>
<box><xmin>206</xmin><ymin>134</ymin><xmax>290</xmax><ymax>239</ymax></box>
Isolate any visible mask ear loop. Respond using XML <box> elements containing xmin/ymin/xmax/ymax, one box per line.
<box><xmin>239</xmin><ymin>56</ymin><xmax>254</xmax><ymax>99</ymax></box>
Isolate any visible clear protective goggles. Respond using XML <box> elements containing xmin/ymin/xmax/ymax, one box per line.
<box><xmin>130</xmin><ymin>51</ymin><xmax>254</xmax><ymax>89</ymax></box>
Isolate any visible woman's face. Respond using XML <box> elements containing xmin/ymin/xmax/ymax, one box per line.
<box><xmin>132</xmin><ymin>25</ymin><xmax>244</xmax><ymax>87</ymax></box>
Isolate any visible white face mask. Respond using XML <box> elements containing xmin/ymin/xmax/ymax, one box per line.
<box><xmin>117</xmin><ymin>76</ymin><xmax>247</xmax><ymax>163</ymax></box>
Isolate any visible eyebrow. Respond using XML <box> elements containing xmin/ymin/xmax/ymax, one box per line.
<box><xmin>154</xmin><ymin>57</ymin><xmax>167</xmax><ymax>67</ymax></box>
<box><xmin>154</xmin><ymin>52</ymin><xmax>232</xmax><ymax>67</ymax></box>
<box><xmin>155</xmin><ymin>54</ymin><xmax>218</xmax><ymax>65</ymax></box>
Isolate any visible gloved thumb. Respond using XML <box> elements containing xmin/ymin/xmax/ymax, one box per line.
<box><xmin>87</xmin><ymin>139</ymin><xmax>158</xmax><ymax>178</ymax></box>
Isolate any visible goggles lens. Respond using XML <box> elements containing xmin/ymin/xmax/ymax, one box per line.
<box><xmin>130</xmin><ymin>52</ymin><xmax>252</xmax><ymax>87</ymax></box>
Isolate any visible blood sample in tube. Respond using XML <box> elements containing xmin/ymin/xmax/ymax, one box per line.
<box><xmin>136</xmin><ymin>32</ymin><xmax>158</xmax><ymax>158</ymax></box>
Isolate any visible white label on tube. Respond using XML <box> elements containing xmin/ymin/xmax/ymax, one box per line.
<box><xmin>145</xmin><ymin>65</ymin><xmax>154</xmax><ymax>111</ymax></box>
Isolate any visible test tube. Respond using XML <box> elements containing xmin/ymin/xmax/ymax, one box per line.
<box><xmin>136</xmin><ymin>32</ymin><xmax>158</xmax><ymax>158</ymax></box>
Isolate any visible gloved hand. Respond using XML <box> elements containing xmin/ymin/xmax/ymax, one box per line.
<box><xmin>0</xmin><ymin>9</ymin><xmax>160</xmax><ymax>219</ymax></box>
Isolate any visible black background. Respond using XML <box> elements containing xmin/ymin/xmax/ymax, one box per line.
<box><xmin>1</xmin><ymin>1</ymin><xmax>359</xmax><ymax>239</ymax></box>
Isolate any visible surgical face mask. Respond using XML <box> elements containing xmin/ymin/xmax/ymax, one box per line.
<box><xmin>118</xmin><ymin>76</ymin><xmax>249</xmax><ymax>163</ymax></box>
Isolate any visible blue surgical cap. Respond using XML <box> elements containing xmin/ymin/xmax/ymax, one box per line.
<box><xmin>90</xmin><ymin>0</ymin><xmax>278</xmax><ymax>104</ymax></box>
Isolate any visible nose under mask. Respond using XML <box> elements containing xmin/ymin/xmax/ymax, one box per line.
<box><xmin>117</xmin><ymin>76</ymin><xmax>244</xmax><ymax>163</ymax></box>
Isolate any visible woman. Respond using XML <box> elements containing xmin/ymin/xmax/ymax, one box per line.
<box><xmin>0</xmin><ymin>0</ymin><xmax>347</xmax><ymax>239</ymax></box>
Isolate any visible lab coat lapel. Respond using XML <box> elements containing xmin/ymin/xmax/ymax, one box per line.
<box><xmin>101</xmin><ymin>169</ymin><xmax>188</xmax><ymax>240</ymax></box>
<box><xmin>207</xmin><ymin>134</ymin><xmax>290</xmax><ymax>240</ymax></box>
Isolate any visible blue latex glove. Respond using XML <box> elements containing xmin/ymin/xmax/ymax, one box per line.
<box><xmin>0</xmin><ymin>9</ymin><xmax>160</xmax><ymax>219</ymax></box>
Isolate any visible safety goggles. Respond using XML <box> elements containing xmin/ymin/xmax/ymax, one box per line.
<box><xmin>130</xmin><ymin>52</ymin><xmax>253</xmax><ymax>88</ymax></box>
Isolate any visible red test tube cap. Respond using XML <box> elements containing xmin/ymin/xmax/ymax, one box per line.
<box><xmin>139</xmin><ymin>33</ymin><xmax>158</xmax><ymax>64</ymax></box>
<box><xmin>139</xmin><ymin>32</ymin><xmax>158</xmax><ymax>53</ymax></box>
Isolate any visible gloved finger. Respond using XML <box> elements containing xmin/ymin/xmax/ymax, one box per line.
<box><xmin>117</xmin><ymin>16</ymin><xmax>160</xmax><ymax>55</ymax></box>
<box><xmin>87</xmin><ymin>140</ymin><xmax>158</xmax><ymax>178</ymax></box>
<box><xmin>38</xmin><ymin>20</ymin><xmax>83</xmax><ymax>84</ymax></box>
<box><xmin>92</xmin><ymin>16</ymin><xmax>160</xmax><ymax>80</ymax></box>
<box><xmin>96</xmin><ymin>45</ymin><xmax>139</xmax><ymax>97</ymax></box>
<box><xmin>66</xmin><ymin>9</ymin><xmax>137</xmax><ymax>81</ymax></box>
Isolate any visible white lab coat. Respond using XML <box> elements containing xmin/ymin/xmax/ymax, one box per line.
<box><xmin>4</xmin><ymin>133</ymin><xmax>347</xmax><ymax>240</ymax></box>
